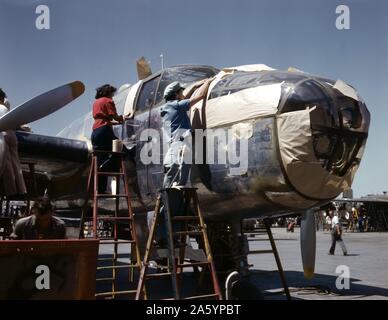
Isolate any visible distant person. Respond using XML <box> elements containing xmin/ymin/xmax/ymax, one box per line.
<box><xmin>344</xmin><ymin>210</ymin><xmax>350</xmax><ymax>231</ymax></box>
<box><xmin>351</xmin><ymin>207</ymin><xmax>358</xmax><ymax>232</ymax></box>
<box><xmin>358</xmin><ymin>214</ymin><xmax>364</xmax><ymax>232</ymax></box>
<box><xmin>329</xmin><ymin>211</ymin><xmax>347</xmax><ymax>256</ymax></box>
<box><xmin>0</xmin><ymin>89</ymin><xmax>27</xmax><ymax>197</ymax></box>
<box><xmin>286</xmin><ymin>218</ymin><xmax>295</xmax><ymax>232</ymax></box>
<box><xmin>91</xmin><ymin>84</ymin><xmax>124</xmax><ymax>193</ymax></box>
<box><xmin>325</xmin><ymin>214</ymin><xmax>332</xmax><ymax>232</ymax></box>
<box><xmin>11</xmin><ymin>199</ymin><xmax>66</xmax><ymax>240</ymax></box>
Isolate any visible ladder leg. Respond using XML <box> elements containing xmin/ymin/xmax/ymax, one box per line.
<box><xmin>119</xmin><ymin>160</ymin><xmax>135</xmax><ymax>283</ymax></box>
<box><xmin>176</xmin><ymin>190</ymin><xmax>190</xmax><ymax>293</ymax></box>
<box><xmin>163</xmin><ymin>190</ymin><xmax>180</xmax><ymax>300</ymax></box>
<box><xmin>111</xmin><ymin>173</ymin><xmax>120</xmax><ymax>298</ymax></box>
<box><xmin>121</xmin><ymin>160</ymin><xmax>142</xmax><ymax>270</ymax></box>
<box><xmin>121</xmin><ymin>158</ymin><xmax>143</xmax><ymax>295</ymax></box>
<box><xmin>129</xmin><ymin>242</ymin><xmax>135</xmax><ymax>283</ymax></box>
<box><xmin>264</xmin><ymin>219</ymin><xmax>291</xmax><ymax>300</ymax></box>
<box><xmin>79</xmin><ymin>156</ymin><xmax>95</xmax><ymax>239</ymax></box>
<box><xmin>93</xmin><ymin>157</ymin><xmax>99</xmax><ymax>238</ymax></box>
<box><xmin>135</xmin><ymin>195</ymin><xmax>162</xmax><ymax>300</ymax></box>
<box><xmin>193</xmin><ymin>191</ymin><xmax>222</xmax><ymax>300</ymax></box>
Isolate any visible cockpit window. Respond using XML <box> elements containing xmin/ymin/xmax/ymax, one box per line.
<box><xmin>154</xmin><ymin>66</ymin><xmax>219</xmax><ymax>106</ymax></box>
<box><xmin>334</xmin><ymin>94</ymin><xmax>369</xmax><ymax>133</ymax></box>
<box><xmin>281</xmin><ymin>80</ymin><xmax>329</xmax><ymax>112</ymax></box>
<box><xmin>281</xmin><ymin>80</ymin><xmax>338</xmax><ymax>128</ymax></box>
<box><xmin>209</xmin><ymin>71</ymin><xmax>263</xmax><ymax>99</ymax></box>
<box><xmin>136</xmin><ymin>76</ymin><xmax>160</xmax><ymax>112</ymax></box>
<box><xmin>209</xmin><ymin>71</ymin><xmax>307</xmax><ymax>100</ymax></box>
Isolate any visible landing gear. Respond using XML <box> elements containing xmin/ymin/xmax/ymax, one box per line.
<box><xmin>206</xmin><ymin>218</ymin><xmax>291</xmax><ymax>300</ymax></box>
<box><xmin>206</xmin><ymin>220</ymin><xmax>264</xmax><ymax>300</ymax></box>
<box><xmin>230</xmin><ymin>275</ymin><xmax>264</xmax><ymax>300</ymax></box>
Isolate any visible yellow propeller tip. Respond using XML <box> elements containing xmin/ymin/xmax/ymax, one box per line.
<box><xmin>71</xmin><ymin>81</ymin><xmax>85</xmax><ymax>98</ymax></box>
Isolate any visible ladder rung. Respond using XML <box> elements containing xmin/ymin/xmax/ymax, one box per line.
<box><xmin>100</xmin><ymin>240</ymin><xmax>135</xmax><ymax>245</ymax></box>
<box><xmin>95</xmin><ymin>290</ymin><xmax>137</xmax><ymax>297</ymax></box>
<box><xmin>183</xmin><ymin>294</ymin><xmax>219</xmax><ymax>300</ymax></box>
<box><xmin>173</xmin><ymin>230</ymin><xmax>202</xmax><ymax>237</ymax></box>
<box><xmin>96</xmin><ymin>194</ymin><xmax>129</xmax><ymax>198</ymax></box>
<box><xmin>177</xmin><ymin>262</ymin><xmax>210</xmax><ymax>268</ymax></box>
<box><xmin>96</xmin><ymin>277</ymin><xmax>114</xmax><ymax>282</ymax></box>
<box><xmin>98</xmin><ymin>257</ymin><xmax>116</xmax><ymax>262</ymax></box>
<box><xmin>249</xmin><ymin>250</ymin><xmax>273</xmax><ymax>254</ymax></box>
<box><xmin>171</xmin><ymin>216</ymin><xmax>199</xmax><ymax>221</ymax></box>
<box><xmin>245</xmin><ymin>231</ymin><xmax>267</xmax><ymax>235</ymax></box>
<box><xmin>97</xmin><ymin>172</ymin><xmax>124</xmax><ymax>176</ymax></box>
<box><xmin>97</xmin><ymin>264</ymin><xmax>139</xmax><ymax>270</ymax></box>
<box><xmin>98</xmin><ymin>217</ymin><xmax>133</xmax><ymax>221</ymax></box>
<box><xmin>145</xmin><ymin>272</ymin><xmax>172</xmax><ymax>279</ymax></box>
<box><xmin>97</xmin><ymin>256</ymin><xmax>131</xmax><ymax>261</ymax></box>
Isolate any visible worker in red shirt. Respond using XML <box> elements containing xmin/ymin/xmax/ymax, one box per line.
<box><xmin>91</xmin><ymin>84</ymin><xmax>124</xmax><ymax>193</ymax></box>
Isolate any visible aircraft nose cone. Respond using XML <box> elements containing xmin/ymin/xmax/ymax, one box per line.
<box><xmin>277</xmin><ymin>79</ymin><xmax>369</xmax><ymax>200</ymax></box>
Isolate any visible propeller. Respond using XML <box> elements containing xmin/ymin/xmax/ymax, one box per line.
<box><xmin>0</xmin><ymin>81</ymin><xmax>85</xmax><ymax>131</ymax></box>
<box><xmin>136</xmin><ymin>56</ymin><xmax>152</xmax><ymax>80</ymax></box>
<box><xmin>300</xmin><ymin>209</ymin><xmax>316</xmax><ymax>279</ymax></box>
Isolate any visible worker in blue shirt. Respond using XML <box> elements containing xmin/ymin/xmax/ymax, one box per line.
<box><xmin>161</xmin><ymin>80</ymin><xmax>212</xmax><ymax>188</ymax></box>
<box><xmin>154</xmin><ymin>79</ymin><xmax>212</xmax><ymax>249</ymax></box>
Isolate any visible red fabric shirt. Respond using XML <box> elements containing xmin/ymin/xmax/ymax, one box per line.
<box><xmin>92</xmin><ymin>97</ymin><xmax>118</xmax><ymax>130</ymax></box>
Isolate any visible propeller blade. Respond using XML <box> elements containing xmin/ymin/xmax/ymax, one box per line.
<box><xmin>300</xmin><ymin>209</ymin><xmax>316</xmax><ymax>279</ymax></box>
<box><xmin>136</xmin><ymin>56</ymin><xmax>152</xmax><ymax>80</ymax></box>
<box><xmin>0</xmin><ymin>81</ymin><xmax>85</xmax><ymax>131</ymax></box>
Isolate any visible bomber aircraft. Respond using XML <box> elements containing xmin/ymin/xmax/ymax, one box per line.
<box><xmin>0</xmin><ymin>58</ymin><xmax>370</xmax><ymax>298</ymax></box>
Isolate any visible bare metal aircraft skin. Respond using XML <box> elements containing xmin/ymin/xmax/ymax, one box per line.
<box><xmin>14</xmin><ymin>64</ymin><xmax>370</xmax><ymax>221</ymax></box>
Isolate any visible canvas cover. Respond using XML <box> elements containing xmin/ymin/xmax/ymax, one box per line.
<box><xmin>277</xmin><ymin>109</ymin><xmax>353</xmax><ymax>200</ymax></box>
<box><xmin>189</xmin><ymin>65</ymin><xmax>281</xmax><ymax>128</ymax></box>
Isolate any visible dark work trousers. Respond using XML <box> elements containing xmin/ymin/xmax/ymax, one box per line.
<box><xmin>154</xmin><ymin>164</ymin><xmax>191</xmax><ymax>247</ymax></box>
<box><xmin>329</xmin><ymin>226</ymin><xmax>348</xmax><ymax>255</ymax></box>
<box><xmin>91</xmin><ymin>125</ymin><xmax>118</xmax><ymax>193</ymax></box>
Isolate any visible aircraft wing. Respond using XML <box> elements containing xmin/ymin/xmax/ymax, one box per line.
<box><xmin>16</xmin><ymin>130</ymin><xmax>90</xmax><ymax>178</ymax></box>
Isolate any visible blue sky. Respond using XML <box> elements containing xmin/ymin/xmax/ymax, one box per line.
<box><xmin>0</xmin><ymin>0</ymin><xmax>387</xmax><ymax>197</ymax></box>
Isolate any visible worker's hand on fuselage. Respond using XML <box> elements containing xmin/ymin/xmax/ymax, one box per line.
<box><xmin>111</xmin><ymin>114</ymin><xmax>124</xmax><ymax>124</ymax></box>
<box><xmin>187</xmin><ymin>78</ymin><xmax>214</xmax><ymax>108</ymax></box>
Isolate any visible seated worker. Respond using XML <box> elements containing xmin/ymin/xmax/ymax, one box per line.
<box><xmin>91</xmin><ymin>84</ymin><xmax>124</xmax><ymax>193</ymax></box>
<box><xmin>11</xmin><ymin>199</ymin><xmax>66</xmax><ymax>240</ymax></box>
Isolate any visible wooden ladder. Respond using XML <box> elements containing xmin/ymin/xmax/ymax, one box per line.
<box><xmin>244</xmin><ymin>219</ymin><xmax>291</xmax><ymax>300</ymax></box>
<box><xmin>135</xmin><ymin>187</ymin><xmax>222</xmax><ymax>300</ymax></box>
<box><xmin>79</xmin><ymin>150</ymin><xmax>142</xmax><ymax>299</ymax></box>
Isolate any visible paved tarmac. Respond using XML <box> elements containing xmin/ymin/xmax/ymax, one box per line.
<box><xmin>97</xmin><ymin>228</ymin><xmax>388</xmax><ymax>300</ymax></box>
<box><xmin>249</xmin><ymin>228</ymin><xmax>388</xmax><ymax>300</ymax></box>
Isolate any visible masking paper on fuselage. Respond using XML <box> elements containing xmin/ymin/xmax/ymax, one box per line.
<box><xmin>277</xmin><ymin>109</ymin><xmax>353</xmax><ymax>200</ymax></box>
<box><xmin>189</xmin><ymin>66</ymin><xmax>281</xmax><ymax>128</ymax></box>
<box><xmin>204</xmin><ymin>82</ymin><xmax>282</xmax><ymax>128</ymax></box>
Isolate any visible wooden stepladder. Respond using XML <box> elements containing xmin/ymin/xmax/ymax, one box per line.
<box><xmin>243</xmin><ymin>219</ymin><xmax>291</xmax><ymax>300</ymax></box>
<box><xmin>136</xmin><ymin>187</ymin><xmax>222</xmax><ymax>300</ymax></box>
<box><xmin>79</xmin><ymin>150</ymin><xmax>142</xmax><ymax>299</ymax></box>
